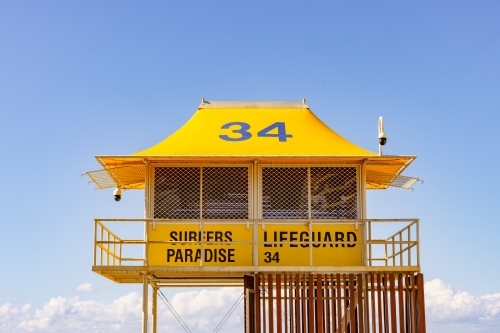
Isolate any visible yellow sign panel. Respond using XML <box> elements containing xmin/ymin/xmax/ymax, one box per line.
<box><xmin>148</xmin><ymin>223</ymin><xmax>362</xmax><ymax>267</ymax></box>
<box><xmin>148</xmin><ymin>223</ymin><xmax>253</xmax><ymax>266</ymax></box>
<box><xmin>258</xmin><ymin>224</ymin><xmax>361</xmax><ymax>266</ymax></box>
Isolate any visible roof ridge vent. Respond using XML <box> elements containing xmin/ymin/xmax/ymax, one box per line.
<box><xmin>199</xmin><ymin>100</ymin><xmax>309</xmax><ymax>109</ymax></box>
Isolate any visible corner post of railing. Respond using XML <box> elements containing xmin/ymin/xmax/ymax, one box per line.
<box><xmin>408</xmin><ymin>225</ymin><xmax>412</xmax><ymax>266</ymax></box>
<box><xmin>93</xmin><ymin>219</ymin><xmax>97</xmax><ymax>266</ymax></box>
<box><xmin>100</xmin><ymin>223</ymin><xmax>104</xmax><ymax>266</ymax></box>
<box><xmin>112</xmin><ymin>234</ymin><xmax>116</xmax><ymax>266</ymax></box>
<box><xmin>368</xmin><ymin>221</ymin><xmax>372</xmax><ymax>266</ymax></box>
<box><xmin>144</xmin><ymin>219</ymin><xmax>149</xmax><ymax>267</ymax></box>
<box><xmin>361</xmin><ymin>221</ymin><xmax>368</xmax><ymax>266</ymax></box>
<box><xmin>107</xmin><ymin>231</ymin><xmax>110</xmax><ymax>266</ymax></box>
<box><xmin>391</xmin><ymin>236</ymin><xmax>396</xmax><ymax>266</ymax></box>
<box><xmin>399</xmin><ymin>232</ymin><xmax>403</xmax><ymax>266</ymax></box>
<box><xmin>416</xmin><ymin>219</ymin><xmax>420</xmax><ymax>266</ymax></box>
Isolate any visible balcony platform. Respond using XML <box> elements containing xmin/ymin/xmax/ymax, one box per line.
<box><xmin>93</xmin><ymin>265</ymin><xmax>421</xmax><ymax>285</ymax></box>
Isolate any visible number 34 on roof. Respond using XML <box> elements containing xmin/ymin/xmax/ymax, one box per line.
<box><xmin>219</xmin><ymin>122</ymin><xmax>293</xmax><ymax>142</ymax></box>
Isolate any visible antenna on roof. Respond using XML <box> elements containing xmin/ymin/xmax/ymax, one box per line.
<box><xmin>378</xmin><ymin>116</ymin><xmax>387</xmax><ymax>156</ymax></box>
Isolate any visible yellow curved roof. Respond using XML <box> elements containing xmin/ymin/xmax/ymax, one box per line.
<box><xmin>90</xmin><ymin>101</ymin><xmax>417</xmax><ymax>190</ymax></box>
<box><xmin>132</xmin><ymin>102</ymin><xmax>376</xmax><ymax>157</ymax></box>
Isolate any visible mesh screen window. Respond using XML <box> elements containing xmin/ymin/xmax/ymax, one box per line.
<box><xmin>310</xmin><ymin>167</ymin><xmax>358</xmax><ymax>219</ymax></box>
<box><xmin>261</xmin><ymin>166</ymin><xmax>358</xmax><ymax>219</ymax></box>
<box><xmin>153</xmin><ymin>167</ymin><xmax>249</xmax><ymax>219</ymax></box>
<box><xmin>262</xmin><ymin>167</ymin><xmax>308</xmax><ymax>219</ymax></box>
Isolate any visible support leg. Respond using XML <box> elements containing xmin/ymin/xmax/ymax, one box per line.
<box><xmin>152</xmin><ymin>282</ymin><xmax>158</xmax><ymax>333</ymax></box>
<box><xmin>143</xmin><ymin>273</ymin><xmax>149</xmax><ymax>333</ymax></box>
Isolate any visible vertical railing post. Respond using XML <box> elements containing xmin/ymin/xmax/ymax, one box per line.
<box><xmin>145</xmin><ymin>220</ymin><xmax>149</xmax><ymax>266</ymax></box>
<box><xmin>100</xmin><ymin>226</ymin><xmax>103</xmax><ymax>266</ymax></box>
<box><xmin>368</xmin><ymin>221</ymin><xmax>372</xmax><ymax>266</ymax></box>
<box><xmin>392</xmin><ymin>235</ymin><xmax>395</xmax><ymax>266</ymax></box>
<box><xmin>200</xmin><ymin>219</ymin><xmax>204</xmax><ymax>266</ymax></box>
<box><xmin>399</xmin><ymin>232</ymin><xmax>403</xmax><ymax>266</ymax></box>
<box><xmin>385</xmin><ymin>242</ymin><xmax>388</xmax><ymax>266</ymax></box>
<box><xmin>253</xmin><ymin>220</ymin><xmax>258</xmax><ymax>268</ymax></box>
<box><xmin>106</xmin><ymin>231</ymin><xmax>111</xmax><ymax>266</ymax></box>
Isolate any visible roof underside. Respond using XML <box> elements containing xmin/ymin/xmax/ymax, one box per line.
<box><xmin>86</xmin><ymin>101</ymin><xmax>419</xmax><ymax>190</ymax></box>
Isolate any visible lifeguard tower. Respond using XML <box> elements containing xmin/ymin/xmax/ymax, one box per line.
<box><xmin>86</xmin><ymin>100</ymin><xmax>425</xmax><ymax>333</ymax></box>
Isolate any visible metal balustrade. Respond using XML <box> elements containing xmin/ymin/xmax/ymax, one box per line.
<box><xmin>93</xmin><ymin>219</ymin><xmax>419</xmax><ymax>270</ymax></box>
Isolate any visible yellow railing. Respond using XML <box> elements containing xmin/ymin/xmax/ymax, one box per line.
<box><xmin>93</xmin><ymin>219</ymin><xmax>420</xmax><ymax>269</ymax></box>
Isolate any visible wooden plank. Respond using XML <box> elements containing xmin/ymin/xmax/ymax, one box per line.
<box><xmin>256</xmin><ymin>275</ymin><xmax>261</xmax><ymax>333</ymax></box>
<box><xmin>416</xmin><ymin>274</ymin><xmax>427</xmax><ymax>333</ymax></box>
<box><xmin>325</xmin><ymin>275</ymin><xmax>331</xmax><ymax>333</ymax></box>
<box><xmin>244</xmin><ymin>277</ymin><xmax>248</xmax><ymax>333</ymax></box>
<box><xmin>377</xmin><ymin>274</ymin><xmax>383</xmax><ymax>333</ymax></box>
<box><xmin>344</xmin><ymin>274</ymin><xmax>350</xmax><ymax>333</ymax></box>
<box><xmin>389</xmin><ymin>274</ymin><xmax>397</xmax><ymax>333</ymax></box>
<box><xmin>277</xmin><ymin>274</ymin><xmax>282</xmax><ymax>333</ymax></box>
<box><xmin>332</xmin><ymin>274</ymin><xmax>336</xmax><ymax>333</ymax></box>
<box><xmin>409</xmin><ymin>274</ymin><xmax>416</xmax><ymax>333</ymax></box>
<box><xmin>263</xmin><ymin>275</ymin><xmax>267</xmax><ymax>333</ymax></box>
<box><xmin>317</xmin><ymin>274</ymin><xmax>324</xmax><ymax>333</ymax></box>
<box><xmin>300</xmin><ymin>275</ymin><xmax>307</xmax><ymax>333</ymax></box>
<box><xmin>398</xmin><ymin>274</ymin><xmax>405</xmax><ymax>333</ymax></box>
<box><xmin>295</xmin><ymin>274</ymin><xmax>301</xmax><ymax>333</ymax></box>
<box><xmin>336</xmin><ymin>274</ymin><xmax>342</xmax><ymax>333</ymax></box>
<box><xmin>363</xmin><ymin>274</ymin><xmax>370</xmax><ymax>333</ymax></box>
<box><xmin>269</xmin><ymin>274</ymin><xmax>274</xmax><ymax>333</ymax></box>
<box><xmin>288</xmin><ymin>274</ymin><xmax>296</xmax><ymax>333</ymax></box>
<box><xmin>382</xmin><ymin>274</ymin><xmax>389</xmax><ymax>333</ymax></box>
<box><xmin>286</xmin><ymin>274</ymin><xmax>289</xmax><ymax>333</ymax></box>
<box><xmin>371</xmin><ymin>274</ymin><xmax>376</xmax><ymax>333</ymax></box>
<box><xmin>405</xmin><ymin>275</ymin><xmax>411</xmax><ymax>333</ymax></box>
<box><xmin>308</xmin><ymin>274</ymin><xmax>314</xmax><ymax>333</ymax></box>
<box><xmin>349</xmin><ymin>274</ymin><xmax>356</xmax><ymax>333</ymax></box>
<box><xmin>357</xmin><ymin>274</ymin><xmax>365</xmax><ymax>333</ymax></box>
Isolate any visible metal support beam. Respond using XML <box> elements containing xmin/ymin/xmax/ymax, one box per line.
<box><xmin>152</xmin><ymin>282</ymin><xmax>158</xmax><ymax>333</ymax></box>
<box><xmin>142</xmin><ymin>273</ymin><xmax>149</xmax><ymax>333</ymax></box>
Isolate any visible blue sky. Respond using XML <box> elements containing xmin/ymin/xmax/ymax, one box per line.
<box><xmin>1</xmin><ymin>1</ymin><xmax>500</xmax><ymax>332</ymax></box>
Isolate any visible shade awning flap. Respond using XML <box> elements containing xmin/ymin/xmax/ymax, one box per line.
<box><xmin>85</xmin><ymin>165</ymin><xmax>420</xmax><ymax>190</ymax></box>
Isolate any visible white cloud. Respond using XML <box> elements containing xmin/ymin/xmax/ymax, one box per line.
<box><xmin>74</xmin><ymin>283</ymin><xmax>110</xmax><ymax>293</ymax></box>
<box><xmin>425</xmin><ymin>279</ymin><xmax>500</xmax><ymax>333</ymax></box>
<box><xmin>74</xmin><ymin>283</ymin><xmax>94</xmax><ymax>293</ymax></box>
<box><xmin>160</xmin><ymin>288</ymin><xmax>243</xmax><ymax>332</ymax></box>
<box><xmin>0</xmin><ymin>289</ymin><xmax>242</xmax><ymax>333</ymax></box>
<box><xmin>4</xmin><ymin>280</ymin><xmax>500</xmax><ymax>332</ymax></box>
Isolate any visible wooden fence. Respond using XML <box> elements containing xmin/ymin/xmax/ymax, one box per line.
<box><xmin>244</xmin><ymin>273</ymin><xmax>426</xmax><ymax>333</ymax></box>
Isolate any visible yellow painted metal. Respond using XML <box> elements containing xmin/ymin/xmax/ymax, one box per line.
<box><xmin>257</xmin><ymin>224</ymin><xmax>362</xmax><ymax>266</ymax></box>
<box><xmin>133</xmin><ymin>108</ymin><xmax>375</xmax><ymax>157</ymax></box>
<box><xmin>146</xmin><ymin>222</ymin><xmax>362</xmax><ymax>267</ymax></box>
<box><xmin>88</xmin><ymin>102</ymin><xmax>417</xmax><ymax>190</ymax></box>
<box><xmin>148</xmin><ymin>222</ymin><xmax>253</xmax><ymax>266</ymax></box>
<box><xmin>93</xmin><ymin>218</ymin><xmax>420</xmax><ymax>283</ymax></box>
